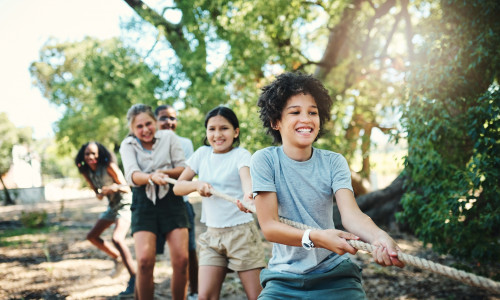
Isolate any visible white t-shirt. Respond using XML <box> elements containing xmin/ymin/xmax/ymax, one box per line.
<box><xmin>187</xmin><ymin>146</ymin><xmax>254</xmax><ymax>228</ymax></box>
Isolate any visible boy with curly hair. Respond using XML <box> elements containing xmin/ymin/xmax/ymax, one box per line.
<box><xmin>251</xmin><ymin>72</ymin><xmax>404</xmax><ymax>299</ymax></box>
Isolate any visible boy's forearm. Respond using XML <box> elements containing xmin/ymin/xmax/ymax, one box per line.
<box><xmin>259</xmin><ymin>218</ymin><xmax>304</xmax><ymax>247</ymax></box>
<box><xmin>343</xmin><ymin>212</ymin><xmax>385</xmax><ymax>244</ymax></box>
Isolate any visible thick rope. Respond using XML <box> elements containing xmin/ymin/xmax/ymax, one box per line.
<box><xmin>165</xmin><ymin>178</ymin><xmax>500</xmax><ymax>293</ymax></box>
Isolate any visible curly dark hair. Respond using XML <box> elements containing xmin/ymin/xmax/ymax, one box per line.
<box><xmin>257</xmin><ymin>72</ymin><xmax>333</xmax><ymax>144</ymax></box>
<box><xmin>74</xmin><ymin>142</ymin><xmax>115</xmax><ymax>175</ymax></box>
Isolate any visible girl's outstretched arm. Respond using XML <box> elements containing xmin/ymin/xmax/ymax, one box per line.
<box><xmin>173</xmin><ymin>166</ymin><xmax>212</xmax><ymax>197</ymax></box>
<box><xmin>254</xmin><ymin>191</ymin><xmax>359</xmax><ymax>255</ymax></box>
<box><xmin>336</xmin><ymin>188</ymin><xmax>404</xmax><ymax>268</ymax></box>
<box><xmin>237</xmin><ymin>166</ymin><xmax>253</xmax><ymax>213</ymax></box>
<box><xmin>173</xmin><ymin>166</ymin><xmax>197</xmax><ymax>196</ymax></box>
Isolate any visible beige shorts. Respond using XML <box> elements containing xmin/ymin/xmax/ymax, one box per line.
<box><xmin>198</xmin><ymin>221</ymin><xmax>267</xmax><ymax>272</ymax></box>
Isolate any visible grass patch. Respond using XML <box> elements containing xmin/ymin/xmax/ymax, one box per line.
<box><xmin>20</xmin><ymin>210</ymin><xmax>48</xmax><ymax>228</ymax></box>
<box><xmin>0</xmin><ymin>225</ymin><xmax>65</xmax><ymax>247</ymax></box>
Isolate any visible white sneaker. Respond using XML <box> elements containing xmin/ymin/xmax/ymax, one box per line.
<box><xmin>187</xmin><ymin>293</ymin><xmax>198</xmax><ymax>300</ymax></box>
<box><xmin>110</xmin><ymin>258</ymin><xmax>125</xmax><ymax>278</ymax></box>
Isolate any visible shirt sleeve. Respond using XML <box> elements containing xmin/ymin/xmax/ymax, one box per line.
<box><xmin>236</xmin><ymin>148</ymin><xmax>252</xmax><ymax>170</ymax></box>
<box><xmin>250</xmin><ymin>149</ymin><xmax>277</xmax><ymax>193</ymax></box>
<box><xmin>330</xmin><ymin>154</ymin><xmax>353</xmax><ymax>194</ymax></box>
<box><xmin>186</xmin><ymin>146</ymin><xmax>202</xmax><ymax>174</ymax></box>
<box><xmin>169</xmin><ymin>132</ymin><xmax>186</xmax><ymax>168</ymax></box>
<box><xmin>119</xmin><ymin>138</ymin><xmax>141</xmax><ymax>186</ymax></box>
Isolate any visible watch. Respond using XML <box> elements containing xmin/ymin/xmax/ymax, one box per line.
<box><xmin>301</xmin><ymin>229</ymin><xmax>315</xmax><ymax>250</ymax></box>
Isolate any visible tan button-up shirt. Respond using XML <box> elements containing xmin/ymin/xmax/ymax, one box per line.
<box><xmin>120</xmin><ymin>130</ymin><xmax>186</xmax><ymax>204</ymax></box>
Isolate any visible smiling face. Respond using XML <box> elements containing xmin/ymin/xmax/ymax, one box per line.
<box><xmin>131</xmin><ymin>112</ymin><xmax>157</xmax><ymax>148</ymax></box>
<box><xmin>157</xmin><ymin>107</ymin><xmax>177</xmax><ymax>131</ymax></box>
<box><xmin>275</xmin><ymin>93</ymin><xmax>320</xmax><ymax>152</ymax></box>
<box><xmin>206</xmin><ymin>115</ymin><xmax>240</xmax><ymax>154</ymax></box>
<box><xmin>84</xmin><ymin>143</ymin><xmax>99</xmax><ymax>170</ymax></box>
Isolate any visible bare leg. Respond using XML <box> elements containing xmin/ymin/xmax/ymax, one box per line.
<box><xmin>134</xmin><ymin>231</ymin><xmax>156</xmax><ymax>300</ymax></box>
<box><xmin>166</xmin><ymin>227</ymin><xmax>189</xmax><ymax>300</ymax></box>
<box><xmin>111</xmin><ymin>218</ymin><xmax>136</xmax><ymax>276</ymax></box>
<box><xmin>238</xmin><ymin>268</ymin><xmax>263</xmax><ymax>300</ymax></box>
<box><xmin>198</xmin><ymin>266</ymin><xmax>227</xmax><ymax>300</ymax></box>
<box><xmin>87</xmin><ymin>219</ymin><xmax>119</xmax><ymax>259</ymax></box>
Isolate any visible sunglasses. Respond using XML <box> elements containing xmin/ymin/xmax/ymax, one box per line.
<box><xmin>158</xmin><ymin>116</ymin><xmax>177</xmax><ymax>121</ymax></box>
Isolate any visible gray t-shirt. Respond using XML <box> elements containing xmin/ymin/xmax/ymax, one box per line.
<box><xmin>251</xmin><ymin>146</ymin><xmax>353</xmax><ymax>274</ymax></box>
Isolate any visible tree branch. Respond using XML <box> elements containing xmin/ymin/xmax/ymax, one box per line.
<box><xmin>314</xmin><ymin>0</ymin><xmax>365</xmax><ymax>80</ymax></box>
<box><xmin>123</xmin><ymin>0</ymin><xmax>190</xmax><ymax>55</ymax></box>
<box><xmin>400</xmin><ymin>0</ymin><xmax>415</xmax><ymax>62</ymax></box>
<box><xmin>361</xmin><ymin>0</ymin><xmax>397</xmax><ymax>58</ymax></box>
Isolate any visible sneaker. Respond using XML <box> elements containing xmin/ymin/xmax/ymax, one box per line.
<box><xmin>110</xmin><ymin>257</ymin><xmax>124</xmax><ymax>278</ymax></box>
<box><xmin>119</xmin><ymin>276</ymin><xmax>135</xmax><ymax>296</ymax></box>
<box><xmin>187</xmin><ymin>293</ymin><xmax>198</xmax><ymax>300</ymax></box>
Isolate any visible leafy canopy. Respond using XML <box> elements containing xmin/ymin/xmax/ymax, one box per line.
<box><xmin>30</xmin><ymin>37</ymin><xmax>166</xmax><ymax>154</ymax></box>
<box><xmin>399</xmin><ymin>0</ymin><xmax>500</xmax><ymax>264</ymax></box>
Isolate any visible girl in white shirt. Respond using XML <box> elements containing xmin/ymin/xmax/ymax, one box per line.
<box><xmin>174</xmin><ymin>106</ymin><xmax>266</xmax><ymax>300</ymax></box>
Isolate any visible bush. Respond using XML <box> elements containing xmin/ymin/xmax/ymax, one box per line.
<box><xmin>399</xmin><ymin>0</ymin><xmax>500</xmax><ymax>264</ymax></box>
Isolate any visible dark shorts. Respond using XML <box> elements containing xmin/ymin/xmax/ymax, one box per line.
<box><xmin>131</xmin><ymin>184</ymin><xmax>190</xmax><ymax>237</ymax></box>
<box><xmin>258</xmin><ymin>259</ymin><xmax>366</xmax><ymax>300</ymax></box>
<box><xmin>185</xmin><ymin>201</ymin><xmax>196</xmax><ymax>251</ymax></box>
<box><xmin>156</xmin><ymin>200</ymin><xmax>196</xmax><ymax>254</ymax></box>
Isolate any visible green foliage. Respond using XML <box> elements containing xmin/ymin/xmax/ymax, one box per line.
<box><xmin>121</xmin><ymin>0</ymin><xmax>419</xmax><ymax>170</ymax></box>
<box><xmin>398</xmin><ymin>0</ymin><xmax>500</xmax><ymax>264</ymax></box>
<box><xmin>37</xmin><ymin>137</ymin><xmax>79</xmax><ymax>179</ymax></box>
<box><xmin>30</xmin><ymin>37</ymin><xmax>166</xmax><ymax>155</ymax></box>
<box><xmin>20</xmin><ymin>210</ymin><xmax>48</xmax><ymax>229</ymax></box>
<box><xmin>30</xmin><ymin>0</ymin><xmax>428</xmax><ymax>178</ymax></box>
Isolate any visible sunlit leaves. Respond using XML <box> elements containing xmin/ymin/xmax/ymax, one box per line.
<box><xmin>399</xmin><ymin>0</ymin><xmax>500</xmax><ymax>264</ymax></box>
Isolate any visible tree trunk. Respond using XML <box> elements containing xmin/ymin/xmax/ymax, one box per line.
<box><xmin>314</xmin><ymin>0</ymin><xmax>365</xmax><ymax>79</ymax></box>
<box><xmin>0</xmin><ymin>176</ymin><xmax>15</xmax><ymax>205</ymax></box>
<box><xmin>334</xmin><ymin>174</ymin><xmax>406</xmax><ymax>230</ymax></box>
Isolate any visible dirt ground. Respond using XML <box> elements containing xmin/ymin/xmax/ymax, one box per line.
<box><xmin>0</xmin><ymin>196</ymin><xmax>498</xmax><ymax>300</ymax></box>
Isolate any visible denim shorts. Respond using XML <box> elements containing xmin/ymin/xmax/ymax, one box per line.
<box><xmin>99</xmin><ymin>202</ymin><xmax>131</xmax><ymax>222</ymax></box>
<box><xmin>258</xmin><ymin>259</ymin><xmax>366</xmax><ymax>300</ymax></box>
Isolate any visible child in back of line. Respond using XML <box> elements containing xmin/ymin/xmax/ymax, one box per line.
<box><xmin>155</xmin><ymin>104</ymin><xmax>199</xmax><ymax>300</ymax></box>
<box><xmin>75</xmin><ymin>142</ymin><xmax>136</xmax><ymax>296</ymax></box>
<box><xmin>174</xmin><ymin>106</ymin><xmax>266</xmax><ymax>300</ymax></box>
<box><xmin>251</xmin><ymin>72</ymin><xmax>405</xmax><ymax>299</ymax></box>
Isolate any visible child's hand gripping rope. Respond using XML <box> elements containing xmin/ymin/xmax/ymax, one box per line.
<box><xmin>163</xmin><ymin>177</ymin><xmax>500</xmax><ymax>293</ymax></box>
